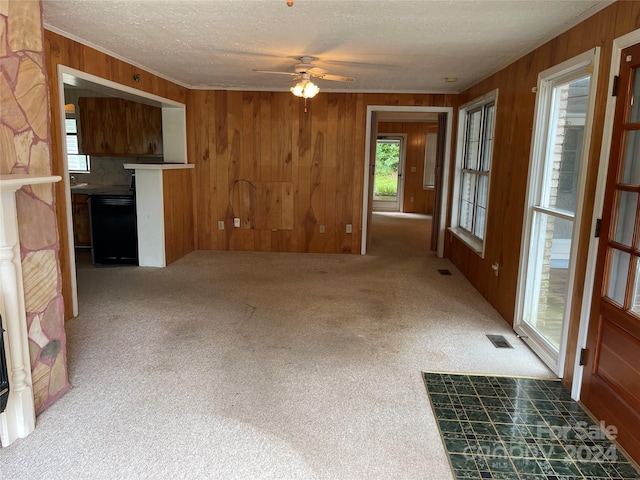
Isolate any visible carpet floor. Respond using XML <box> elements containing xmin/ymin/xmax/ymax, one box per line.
<box><xmin>1</xmin><ymin>213</ymin><xmax>554</xmax><ymax>479</ymax></box>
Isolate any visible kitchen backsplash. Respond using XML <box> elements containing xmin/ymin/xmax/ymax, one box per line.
<box><xmin>72</xmin><ymin>156</ymin><xmax>133</xmax><ymax>185</ymax></box>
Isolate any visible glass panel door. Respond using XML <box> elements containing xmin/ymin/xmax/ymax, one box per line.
<box><xmin>581</xmin><ymin>45</ymin><xmax>640</xmax><ymax>463</ymax></box>
<box><xmin>373</xmin><ymin>136</ymin><xmax>405</xmax><ymax>211</ymax></box>
<box><xmin>516</xmin><ymin>57</ymin><xmax>595</xmax><ymax>374</ymax></box>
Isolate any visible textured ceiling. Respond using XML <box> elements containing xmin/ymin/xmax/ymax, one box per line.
<box><xmin>43</xmin><ymin>0</ymin><xmax>612</xmax><ymax>94</ymax></box>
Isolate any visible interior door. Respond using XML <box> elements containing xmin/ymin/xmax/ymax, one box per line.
<box><xmin>581</xmin><ymin>43</ymin><xmax>640</xmax><ymax>464</ymax></box>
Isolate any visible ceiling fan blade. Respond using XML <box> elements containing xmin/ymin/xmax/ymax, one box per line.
<box><xmin>253</xmin><ymin>69</ymin><xmax>297</xmax><ymax>76</ymax></box>
<box><xmin>306</xmin><ymin>66</ymin><xmax>327</xmax><ymax>76</ymax></box>
<box><xmin>310</xmin><ymin>73</ymin><xmax>356</xmax><ymax>82</ymax></box>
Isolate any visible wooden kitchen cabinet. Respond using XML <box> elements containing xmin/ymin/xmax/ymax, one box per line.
<box><xmin>78</xmin><ymin>97</ymin><xmax>163</xmax><ymax>156</ymax></box>
<box><xmin>72</xmin><ymin>193</ymin><xmax>91</xmax><ymax>247</ymax></box>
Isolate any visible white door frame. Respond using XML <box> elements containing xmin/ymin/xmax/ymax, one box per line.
<box><xmin>361</xmin><ymin>105</ymin><xmax>453</xmax><ymax>257</ymax></box>
<box><xmin>571</xmin><ymin>29</ymin><xmax>640</xmax><ymax>400</ymax></box>
<box><xmin>372</xmin><ymin>134</ymin><xmax>407</xmax><ymax>212</ymax></box>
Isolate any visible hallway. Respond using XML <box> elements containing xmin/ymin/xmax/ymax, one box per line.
<box><xmin>368</xmin><ymin>212</ymin><xmax>433</xmax><ymax>257</ymax></box>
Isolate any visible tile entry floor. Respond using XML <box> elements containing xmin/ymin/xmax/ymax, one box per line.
<box><xmin>422</xmin><ymin>372</ymin><xmax>640</xmax><ymax>480</ymax></box>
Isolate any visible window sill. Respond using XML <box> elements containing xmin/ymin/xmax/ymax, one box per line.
<box><xmin>448</xmin><ymin>226</ymin><xmax>485</xmax><ymax>258</ymax></box>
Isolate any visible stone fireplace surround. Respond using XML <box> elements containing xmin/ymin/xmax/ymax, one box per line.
<box><xmin>0</xmin><ymin>174</ymin><xmax>61</xmax><ymax>446</ymax></box>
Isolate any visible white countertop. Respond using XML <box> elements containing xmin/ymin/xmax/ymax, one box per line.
<box><xmin>123</xmin><ymin>163</ymin><xmax>195</xmax><ymax>170</ymax></box>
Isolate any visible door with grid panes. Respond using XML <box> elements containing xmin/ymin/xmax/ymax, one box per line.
<box><xmin>581</xmin><ymin>43</ymin><xmax>640</xmax><ymax>464</ymax></box>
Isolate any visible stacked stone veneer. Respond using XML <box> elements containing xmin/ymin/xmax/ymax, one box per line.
<box><xmin>1</xmin><ymin>0</ymin><xmax>69</xmax><ymax>412</ymax></box>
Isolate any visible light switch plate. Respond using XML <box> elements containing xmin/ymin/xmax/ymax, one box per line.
<box><xmin>218</xmin><ymin>221</ymin><xmax>225</xmax><ymax>230</ymax></box>
<box><xmin>234</xmin><ymin>218</ymin><xmax>240</xmax><ymax>228</ymax></box>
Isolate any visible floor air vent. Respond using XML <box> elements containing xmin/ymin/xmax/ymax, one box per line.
<box><xmin>487</xmin><ymin>334</ymin><xmax>513</xmax><ymax>349</ymax></box>
<box><xmin>437</xmin><ymin>269</ymin><xmax>452</xmax><ymax>275</ymax></box>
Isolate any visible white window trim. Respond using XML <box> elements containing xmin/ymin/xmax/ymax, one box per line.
<box><xmin>450</xmin><ymin>89</ymin><xmax>499</xmax><ymax>258</ymax></box>
<box><xmin>514</xmin><ymin>48</ymin><xmax>599</xmax><ymax>376</ymax></box>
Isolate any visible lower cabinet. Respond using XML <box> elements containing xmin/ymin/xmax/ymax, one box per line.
<box><xmin>72</xmin><ymin>193</ymin><xmax>91</xmax><ymax>246</ymax></box>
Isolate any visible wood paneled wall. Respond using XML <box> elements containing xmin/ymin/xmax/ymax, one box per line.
<box><xmin>187</xmin><ymin>91</ymin><xmax>455</xmax><ymax>253</ymax></box>
<box><xmin>378</xmin><ymin>121</ymin><xmax>437</xmax><ymax>214</ymax></box>
<box><xmin>163</xmin><ymin>169</ymin><xmax>195</xmax><ymax>265</ymax></box>
<box><xmin>447</xmin><ymin>1</ymin><xmax>640</xmax><ymax>385</ymax></box>
<box><xmin>44</xmin><ymin>30</ymin><xmax>190</xmax><ymax>320</ymax></box>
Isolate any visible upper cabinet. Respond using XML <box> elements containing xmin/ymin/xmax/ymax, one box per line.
<box><xmin>78</xmin><ymin>97</ymin><xmax>163</xmax><ymax>157</ymax></box>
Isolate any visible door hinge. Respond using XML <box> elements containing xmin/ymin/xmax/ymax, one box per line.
<box><xmin>612</xmin><ymin>75</ymin><xmax>619</xmax><ymax>96</ymax></box>
<box><xmin>579</xmin><ymin>348</ymin><xmax>588</xmax><ymax>366</ymax></box>
<box><xmin>595</xmin><ymin>218</ymin><xmax>602</xmax><ymax>238</ymax></box>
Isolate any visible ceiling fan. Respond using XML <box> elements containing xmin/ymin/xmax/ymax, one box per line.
<box><xmin>254</xmin><ymin>56</ymin><xmax>356</xmax><ymax>84</ymax></box>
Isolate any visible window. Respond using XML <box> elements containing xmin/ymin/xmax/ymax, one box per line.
<box><xmin>451</xmin><ymin>91</ymin><xmax>497</xmax><ymax>255</ymax></box>
<box><xmin>514</xmin><ymin>49</ymin><xmax>598</xmax><ymax>374</ymax></box>
<box><xmin>65</xmin><ymin>116</ymin><xmax>90</xmax><ymax>172</ymax></box>
<box><xmin>422</xmin><ymin>132</ymin><xmax>437</xmax><ymax>189</ymax></box>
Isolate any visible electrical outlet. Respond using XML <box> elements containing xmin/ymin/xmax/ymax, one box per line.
<box><xmin>346</xmin><ymin>224</ymin><xmax>352</xmax><ymax>234</ymax></box>
<box><xmin>410</xmin><ymin>196</ymin><xmax>414</xmax><ymax>202</ymax></box>
<box><xmin>218</xmin><ymin>221</ymin><xmax>225</xmax><ymax>230</ymax></box>
<box><xmin>410</xmin><ymin>166</ymin><xmax>417</xmax><ymax>173</ymax></box>
<box><xmin>492</xmin><ymin>263</ymin><xmax>499</xmax><ymax>276</ymax></box>
<box><xmin>234</xmin><ymin>217</ymin><xmax>241</xmax><ymax>228</ymax></box>
<box><xmin>319</xmin><ymin>225</ymin><xmax>326</xmax><ymax>233</ymax></box>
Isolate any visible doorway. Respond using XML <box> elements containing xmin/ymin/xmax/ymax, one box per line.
<box><xmin>372</xmin><ymin>135</ymin><xmax>406</xmax><ymax>212</ymax></box>
<box><xmin>56</xmin><ymin>65</ymin><xmax>187</xmax><ymax>317</ymax></box>
<box><xmin>361</xmin><ymin>106</ymin><xmax>453</xmax><ymax>257</ymax></box>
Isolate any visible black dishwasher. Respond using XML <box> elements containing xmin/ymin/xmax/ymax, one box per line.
<box><xmin>89</xmin><ymin>194</ymin><xmax>138</xmax><ymax>265</ymax></box>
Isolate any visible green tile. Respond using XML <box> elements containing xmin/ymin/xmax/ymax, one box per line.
<box><xmin>434</xmin><ymin>407</ymin><xmax>459</xmax><ymax>420</ymax></box>
<box><xmin>424</xmin><ymin>373</ymin><xmax>640</xmax><ymax>480</ymax></box>
<box><xmin>549</xmin><ymin>459</ymin><xmax>582</xmax><ymax>476</ymax></box>
<box><xmin>465</xmin><ymin>409</ymin><xmax>491</xmax><ymax>422</ymax></box>
<box><xmin>488</xmin><ymin>410</ymin><xmax>513</xmax><ymax>423</ymax></box>
<box><xmin>511</xmin><ymin>457</ymin><xmax>543</xmax><ymax>474</ymax></box>
<box><xmin>444</xmin><ymin>437</ymin><xmax>470</xmax><ymax>454</ymax></box>
<box><xmin>448</xmin><ymin>453</ymin><xmax>479</xmax><ymax>470</ymax></box>
<box><xmin>471</xmin><ymin>421</ymin><xmax>498</xmax><ymax>436</ymax></box>
<box><xmin>438</xmin><ymin>419</ymin><xmax>464</xmax><ymax>433</ymax></box>
<box><xmin>575</xmin><ymin>461</ymin><xmax>609</xmax><ymax>477</ymax></box>
<box><xmin>501</xmin><ymin>441</ymin><xmax>535</xmax><ymax>459</ymax></box>
<box><xmin>614</xmin><ymin>462</ymin><xmax>640</xmax><ymax>478</ymax></box>
<box><xmin>485</xmin><ymin>456</ymin><xmax>517</xmax><ymax>474</ymax></box>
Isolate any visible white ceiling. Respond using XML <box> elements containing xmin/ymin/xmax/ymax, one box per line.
<box><xmin>43</xmin><ymin>0</ymin><xmax>612</xmax><ymax>94</ymax></box>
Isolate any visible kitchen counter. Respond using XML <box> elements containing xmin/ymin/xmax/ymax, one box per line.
<box><xmin>123</xmin><ymin>162</ymin><xmax>195</xmax><ymax>171</ymax></box>
<box><xmin>70</xmin><ymin>184</ymin><xmax>133</xmax><ymax>195</ymax></box>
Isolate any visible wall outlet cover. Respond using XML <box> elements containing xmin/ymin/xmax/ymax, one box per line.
<box><xmin>218</xmin><ymin>221</ymin><xmax>225</xmax><ymax>230</ymax></box>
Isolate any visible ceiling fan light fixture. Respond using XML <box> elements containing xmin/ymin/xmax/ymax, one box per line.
<box><xmin>291</xmin><ymin>78</ymin><xmax>319</xmax><ymax>99</ymax></box>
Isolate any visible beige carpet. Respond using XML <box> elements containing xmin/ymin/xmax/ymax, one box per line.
<box><xmin>368</xmin><ymin>212</ymin><xmax>433</xmax><ymax>257</ymax></box>
<box><xmin>1</xmin><ymin>241</ymin><xmax>553</xmax><ymax>479</ymax></box>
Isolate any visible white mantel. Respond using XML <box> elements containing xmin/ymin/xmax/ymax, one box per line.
<box><xmin>124</xmin><ymin>163</ymin><xmax>194</xmax><ymax>267</ymax></box>
<box><xmin>0</xmin><ymin>174</ymin><xmax>62</xmax><ymax>447</ymax></box>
